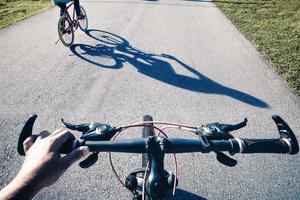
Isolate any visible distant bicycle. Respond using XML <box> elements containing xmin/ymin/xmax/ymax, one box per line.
<box><xmin>56</xmin><ymin>0</ymin><xmax>88</xmax><ymax>47</ymax></box>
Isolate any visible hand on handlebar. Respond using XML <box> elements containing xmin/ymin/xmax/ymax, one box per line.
<box><xmin>19</xmin><ymin>129</ymin><xmax>89</xmax><ymax>187</ymax></box>
<box><xmin>0</xmin><ymin>130</ymin><xmax>89</xmax><ymax>200</ymax></box>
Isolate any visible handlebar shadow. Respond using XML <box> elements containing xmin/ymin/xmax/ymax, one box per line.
<box><xmin>70</xmin><ymin>29</ymin><xmax>269</xmax><ymax>109</ymax></box>
<box><xmin>166</xmin><ymin>188</ymin><xmax>207</xmax><ymax>200</ymax></box>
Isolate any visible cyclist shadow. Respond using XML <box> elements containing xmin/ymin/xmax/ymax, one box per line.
<box><xmin>166</xmin><ymin>188</ymin><xmax>207</xmax><ymax>200</ymax></box>
<box><xmin>70</xmin><ymin>29</ymin><xmax>269</xmax><ymax>108</ymax></box>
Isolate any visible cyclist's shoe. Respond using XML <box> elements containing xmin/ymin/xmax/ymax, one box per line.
<box><xmin>67</xmin><ymin>28</ymin><xmax>72</xmax><ymax>34</ymax></box>
<box><xmin>60</xmin><ymin>27</ymin><xmax>66</xmax><ymax>34</ymax></box>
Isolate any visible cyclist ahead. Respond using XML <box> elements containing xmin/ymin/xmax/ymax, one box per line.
<box><xmin>53</xmin><ymin>0</ymin><xmax>85</xmax><ymax>19</ymax></box>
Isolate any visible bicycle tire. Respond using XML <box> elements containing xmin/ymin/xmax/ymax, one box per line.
<box><xmin>58</xmin><ymin>16</ymin><xmax>74</xmax><ymax>47</ymax></box>
<box><xmin>78</xmin><ymin>6</ymin><xmax>88</xmax><ymax>31</ymax></box>
<box><xmin>142</xmin><ymin>115</ymin><xmax>154</xmax><ymax>168</ymax></box>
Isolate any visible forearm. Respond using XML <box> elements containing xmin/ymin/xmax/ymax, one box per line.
<box><xmin>0</xmin><ymin>176</ymin><xmax>41</xmax><ymax>200</ymax></box>
<box><xmin>0</xmin><ymin>130</ymin><xmax>88</xmax><ymax>200</ymax></box>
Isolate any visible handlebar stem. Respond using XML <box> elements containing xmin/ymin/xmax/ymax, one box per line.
<box><xmin>146</xmin><ymin>137</ymin><xmax>168</xmax><ymax>199</ymax></box>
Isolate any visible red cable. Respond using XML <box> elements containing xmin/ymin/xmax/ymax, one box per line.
<box><xmin>108</xmin><ymin>122</ymin><xmax>186</xmax><ymax>196</ymax></box>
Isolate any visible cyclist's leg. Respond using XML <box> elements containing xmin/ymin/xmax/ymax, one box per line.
<box><xmin>57</xmin><ymin>3</ymin><xmax>67</xmax><ymax>30</ymax></box>
<box><xmin>57</xmin><ymin>3</ymin><xmax>66</xmax><ymax>17</ymax></box>
<box><xmin>74</xmin><ymin>0</ymin><xmax>85</xmax><ymax>19</ymax></box>
<box><xmin>74</xmin><ymin>0</ymin><xmax>81</xmax><ymax>16</ymax></box>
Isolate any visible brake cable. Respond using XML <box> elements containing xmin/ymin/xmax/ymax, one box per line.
<box><xmin>108</xmin><ymin>122</ymin><xmax>184</xmax><ymax>198</ymax></box>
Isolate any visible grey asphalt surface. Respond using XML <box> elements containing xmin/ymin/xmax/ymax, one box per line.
<box><xmin>0</xmin><ymin>0</ymin><xmax>299</xmax><ymax>199</ymax></box>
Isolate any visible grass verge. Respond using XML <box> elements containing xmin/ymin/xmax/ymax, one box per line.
<box><xmin>216</xmin><ymin>0</ymin><xmax>300</xmax><ymax>95</ymax></box>
<box><xmin>0</xmin><ymin>0</ymin><xmax>53</xmax><ymax>29</ymax></box>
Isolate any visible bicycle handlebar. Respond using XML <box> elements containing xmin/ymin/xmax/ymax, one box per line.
<box><xmin>242</xmin><ymin>138</ymin><xmax>290</xmax><ymax>154</ymax></box>
<box><xmin>17</xmin><ymin>114</ymin><xmax>299</xmax><ymax>157</ymax></box>
<box><xmin>15</xmin><ymin>114</ymin><xmax>299</xmax><ymax>200</ymax></box>
<box><xmin>58</xmin><ymin>136</ymin><xmax>292</xmax><ymax>155</ymax></box>
<box><xmin>15</xmin><ymin>113</ymin><xmax>299</xmax><ymax>200</ymax></box>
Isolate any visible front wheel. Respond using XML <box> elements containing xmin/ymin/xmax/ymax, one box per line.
<box><xmin>77</xmin><ymin>6</ymin><xmax>88</xmax><ymax>31</ymax></box>
<box><xmin>58</xmin><ymin>16</ymin><xmax>74</xmax><ymax>47</ymax></box>
<box><xmin>142</xmin><ymin>115</ymin><xmax>154</xmax><ymax>168</ymax></box>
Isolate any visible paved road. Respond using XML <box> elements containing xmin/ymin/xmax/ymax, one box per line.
<box><xmin>0</xmin><ymin>0</ymin><xmax>299</xmax><ymax>199</ymax></box>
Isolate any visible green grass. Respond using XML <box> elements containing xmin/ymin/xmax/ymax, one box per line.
<box><xmin>216</xmin><ymin>0</ymin><xmax>300</xmax><ymax>95</ymax></box>
<box><xmin>0</xmin><ymin>0</ymin><xmax>53</xmax><ymax>29</ymax></box>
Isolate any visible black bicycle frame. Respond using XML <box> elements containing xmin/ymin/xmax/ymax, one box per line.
<box><xmin>64</xmin><ymin>2</ymin><xmax>76</xmax><ymax>23</ymax></box>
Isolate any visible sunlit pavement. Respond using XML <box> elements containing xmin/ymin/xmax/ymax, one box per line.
<box><xmin>0</xmin><ymin>0</ymin><xmax>299</xmax><ymax>199</ymax></box>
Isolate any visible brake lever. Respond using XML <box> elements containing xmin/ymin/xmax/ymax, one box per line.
<box><xmin>62</xmin><ymin>119</ymin><xmax>121</xmax><ymax>141</ymax></box>
<box><xmin>61</xmin><ymin>118</ymin><xmax>91</xmax><ymax>132</ymax></box>
<box><xmin>220</xmin><ymin>118</ymin><xmax>248</xmax><ymax>132</ymax></box>
<box><xmin>215</xmin><ymin>151</ymin><xmax>237</xmax><ymax>167</ymax></box>
<box><xmin>195</xmin><ymin>122</ymin><xmax>234</xmax><ymax>140</ymax></box>
<box><xmin>79</xmin><ymin>152</ymin><xmax>99</xmax><ymax>168</ymax></box>
<box><xmin>196</xmin><ymin>119</ymin><xmax>247</xmax><ymax>167</ymax></box>
<box><xmin>80</xmin><ymin>124</ymin><xmax>120</xmax><ymax>141</ymax></box>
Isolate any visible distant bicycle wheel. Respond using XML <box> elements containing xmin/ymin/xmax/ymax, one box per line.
<box><xmin>78</xmin><ymin>6</ymin><xmax>88</xmax><ymax>31</ymax></box>
<box><xmin>58</xmin><ymin>16</ymin><xmax>74</xmax><ymax>47</ymax></box>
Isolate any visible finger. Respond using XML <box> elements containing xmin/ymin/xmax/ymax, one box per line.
<box><xmin>50</xmin><ymin>130</ymin><xmax>74</xmax><ymax>149</ymax></box>
<box><xmin>60</xmin><ymin>146</ymin><xmax>89</xmax><ymax>168</ymax></box>
<box><xmin>50</xmin><ymin>129</ymin><xmax>65</xmax><ymax>136</ymax></box>
<box><xmin>23</xmin><ymin>135</ymin><xmax>38</xmax><ymax>153</ymax></box>
<box><xmin>35</xmin><ymin>130</ymin><xmax>51</xmax><ymax>142</ymax></box>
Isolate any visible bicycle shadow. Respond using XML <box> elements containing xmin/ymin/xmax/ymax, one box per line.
<box><xmin>166</xmin><ymin>188</ymin><xmax>207</xmax><ymax>200</ymax></box>
<box><xmin>70</xmin><ymin>29</ymin><xmax>269</xmax><ymax>108</ymax></box>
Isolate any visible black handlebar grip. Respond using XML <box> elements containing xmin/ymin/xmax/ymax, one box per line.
<box><xmin>242</xmin><ymin>138</ymin><xmax>289</xmax><ymax>154</ymax></box>
<box><xmin>18</xmin><ymin>114</ymin><xmax>37</xmax><ymax>156</ymax></box>
<box><xmin>18</xmin><ymin>114</ymin><xmax>80</xmax><ymax>156</ymax></box>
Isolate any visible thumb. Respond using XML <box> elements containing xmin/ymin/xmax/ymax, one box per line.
<box><xmin>61</xmin><ymin>146</ymin><xmax>90</xmax><ymax>168</ymax></box>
